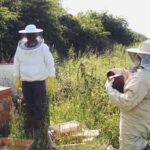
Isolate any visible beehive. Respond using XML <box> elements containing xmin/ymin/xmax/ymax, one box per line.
<box><xmin>0</xmin><ymin>86</ymin><xmax>12</xmax><ymax>126</ymax></box>
<box><xmin>0</xmin><ymin>138</ymin><xmax>34</xmax><ymax>150</ymax></box>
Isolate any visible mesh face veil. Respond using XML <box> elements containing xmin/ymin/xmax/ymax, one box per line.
<box><xmin>128</xmin><ymin>52</ymin><xmax>141</xmax><ymax>68</ymax></box>
<box><xmin>127</xmin><ymin>40</ymin><xmax>150</xmax><ymax>71</ymax></box>
<box><xmin>18</xmin><ymin>32</ymin><xmax>44</xmax><ymax>50</ymax></box>
<box><xmin>139</xmin><ymin>54</ymin><xmax>150</xmax><ymax>69</ymax></box>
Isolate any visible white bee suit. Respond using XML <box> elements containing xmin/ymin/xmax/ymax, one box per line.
<box><xmin>106</xmin><ymin>68</ymin><xmax>150</xmax><ymax>150</ymax></box>
<box><xmin>14</xmin><ymin>42</ymin><xmax>55</xmax><ymax>81</ymax></box>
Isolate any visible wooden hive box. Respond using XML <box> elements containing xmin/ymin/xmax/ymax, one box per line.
<box><xmin>0</xmin><ymin>86</ymin><xmax>12</xmax><ymax>126</ymax></box>
<box><xmin>0</xmin><ymin>138</ymin><xmax>34</xmax><ymax>150</ymax></box>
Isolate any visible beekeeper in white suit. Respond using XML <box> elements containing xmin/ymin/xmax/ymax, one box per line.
<box><xmin>14</xmin><ymin>24</ymin><xmax>56</xmax><ymax>135</ymax></box>
<box><xmin>106</xmin><ymin>40</ymin><xmax>150</xmax><ymax>150</ymax></box>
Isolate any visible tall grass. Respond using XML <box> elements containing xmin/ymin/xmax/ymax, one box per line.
<box><xmin>50</xmin><ymin>44</ymin><xmax>130</xmax><ymax>149</ymax></box>
<box><xmin>7</xmin><ymin>44</ymin><xmax>131</xmax><ymax>149</ymax></box>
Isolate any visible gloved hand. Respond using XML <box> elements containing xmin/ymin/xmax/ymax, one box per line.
<box><xmin>107</xmin><ymin>68</ymin><xmax>130</xmax><ymax>81</ymax></box>
<box><xmin>47</xmin><ymin>76</ymin><xmax>57</xmax><ymax>94</ymax></box>
<box><xmin>105</xmin><ymin>78</ymin><xmax>114</xmax><ymax>95</ymax></box>
<box><xmin>107</xmin><ymin>68</ymin><xmax>124</xmax><ymax>75</ymax></box>
<box><xmin>16</xmin><ymin>76</ymin><xmax>21</xmax><ymax>90</ymax></box>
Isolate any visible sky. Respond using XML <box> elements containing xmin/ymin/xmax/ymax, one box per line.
<box><xmin>61</xmin><ymin>0</ymin><xmax>150</xmax><ymax>38</ymax></box>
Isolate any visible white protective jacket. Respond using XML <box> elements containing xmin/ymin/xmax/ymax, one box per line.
<box><xmin>106</xmin><ymin>68</ymin><xmax>150</xmax><ymax>150</ymax></box>
<box><xmin>14</xmin><ymin>43</ymin><xmax>55</xmax><ymax>81</ymax></box>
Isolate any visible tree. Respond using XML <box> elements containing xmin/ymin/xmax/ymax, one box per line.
<box><xmin>0</xmin><ymin>0</ymin><xmax>146</xmax><ymax>60</ymax></box>
<box><xmin>58</xmin><ymin>14</ymin><xmax>85</xmax><ymax>55</ymax></box>
<box><xmin>100</xmin><ymin>12</ymin><xmax>135</xmax><ymax>45</ymax></box>
<box><xmin>0</xmin><ymin>0</ymin><xmax>20</xmax><ymax>61</ymax></box>
<box><xmin>19</xmin><ymin>0</ymin><xmax>67</xmax><ymax>56</ymax></box>
<box><xmin>76</xmin><ymin>11</ymin><xmax>111</xmax><ymax>53</ymax></box>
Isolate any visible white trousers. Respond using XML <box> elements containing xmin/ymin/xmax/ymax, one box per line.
<box><xmin>119</xmin><ymin>134</ymin><xmax>146</xmax><ymax>150</ymax></box>
<box><xmin>119</xmin><ymin>113</ymin><xmax>148</xmax><ymax>150</ymax></box>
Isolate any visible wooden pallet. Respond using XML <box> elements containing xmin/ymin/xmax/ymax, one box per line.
<box><xmin>49</xmin><ymin>121</ymin><xmax>100</xmax><ymax>149</ymax></box>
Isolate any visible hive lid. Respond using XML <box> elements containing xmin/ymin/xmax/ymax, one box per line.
<box><xmin>0</xmin><ymin>86</ymin><xmax>11</xmax><ymax>91</ymax></box>
<box><xmin>0</xmin><ymin>86</ymin><xmax>12</xmax><ymax>98</ymax></box>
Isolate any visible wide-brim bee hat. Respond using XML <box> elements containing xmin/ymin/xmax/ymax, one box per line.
<box><xmin>18</xmin><ymin>24</ymin><xmax>43</xmax><ymax>33</ymax></box>
<box><xmin>127</xmin><ymin>40</ymin><xmax>150</xmax><ymax>55</ymax></box>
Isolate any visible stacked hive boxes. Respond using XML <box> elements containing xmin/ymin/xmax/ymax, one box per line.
<box><xmin>0</xmin><ymin>138</ymin><xmax>34</xmax><ymax>150</ymax></box>
<box><xmin>0</xmin><ymin>86</ymin><xmax>12</xmax><ymax>126</ymax></box>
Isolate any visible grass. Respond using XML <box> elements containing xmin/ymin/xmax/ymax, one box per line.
<box><xmin>1</xmin><ymin>44</ymin><xmax>131</xmax><ymax>149</ymax></box>
<box><xmin>49</xmin><ymin>44</ymin><xmax>130</xmax><ymax>149</ymax></box>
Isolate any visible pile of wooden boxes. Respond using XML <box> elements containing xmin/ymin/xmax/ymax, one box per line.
<box><xmin>49</xmin><ymin>121</ymin><xmax>99</xmax><ymax>149</ymax></box>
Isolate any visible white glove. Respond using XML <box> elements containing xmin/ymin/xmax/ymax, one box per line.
<box><xmin>109</xmin><ymin>68</ymin><xmax>124</xmax><ymax>75</ymax></box>
<box><xmin>105</xmin><ymin>78</ymin><xmax>114</xmax><ymax>95</ymax></box>
<box><xmin>108</xmin><ymin>68</ymin><xmax>130</xmax><ymax>82</ymax></box>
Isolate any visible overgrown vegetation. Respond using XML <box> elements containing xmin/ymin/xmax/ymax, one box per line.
<box><xmin>50</xmin><ymin>44</ymin><xmax>130</xmax><ymax>149</ymax></box>
<box><xmin>5</xmin><ymin>44</ymin><xmax>134</xmax><ymax>149</ymax></box>
<box><xmin>0</xmin><ymin>0</ymin><xmax>148</xmax><ymax>149</ymax></box>
<box><xmin>0</xmin><ymin>0</ymin><xmax>146</xmax><ymax>60</ymax></box>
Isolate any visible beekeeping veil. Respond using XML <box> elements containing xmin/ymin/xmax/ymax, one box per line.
<box><xmin>18</xmin><ymin>24</ymin><xmax>44</xmax><ymax>50</ymax></box>
<box><xmin>127</xmin><ymin>40</ymin><xmax>150</xmax><ymax>69</ymax></box>
<box><xmin>127</xmin><ymin>50</ymin><xmax>141</xmax><ymax>68</ymax></box>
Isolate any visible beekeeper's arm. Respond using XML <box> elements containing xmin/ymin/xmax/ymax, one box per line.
<box><xmin>14</xmin><ymin>48</ymin><xmax>21</xmax><ymax>90</ymax></box>
<box><xmin>106</xmin><ymin>74</ymin><xmax>148</xmax><ymax>111</ymax></box>
<box><xmin>44</xmin><ymin>45</ymin><xmax>56</xmax><ymax>93</ymax></box>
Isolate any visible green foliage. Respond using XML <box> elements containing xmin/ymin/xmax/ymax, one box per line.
<box><xmin>49</xmin><ymin>46</ymin><xmax>130</xmax><ymax>149</ymax></box>
<box><xmin>8</xmin><ymin>46</ymin><xmax>129</xmax><ymax>149</ymax></box>
<box><xmin>0</xmin><ymin>0</ymin><xmax>146</xmax><ymax>59</ymax></box>
<box><xmin>77</xmin><ymin>11</ymin><xmax>106</xmax><ymax>36</ymax></box>
<box><xmin>58</xmin><ymin>14</ymin><xmax>83</xmax><ymax>54</ymax></box>
<box><xmin>132</xmin><ymin>31</ymin><xmax>147</xmax><ymax>42</ymax></box>
<box><xmin>10</xmin><ymin>95</ymin><xmax>52</xmax><ymax>149</ymax></box>
<box><xmin>7</xmin><ymin>44</ymin><xmax>146</xmax><ymax>149</ymax></box>
<box><xmin>0</xmin><ymin>1</ymin><xmax>19</xmax><ymax>60</ymax></box>
<box><xmin>2</xmin><ymin>0</ymin><xmax>21</xmax><ymax>13</ymax></box>
<box><xmin>9</xmin><ymin>110</ymin><xmax>26</xmax><ymax>139</ymax></box>
<box><xmin>100</xmin><ymin>12</ymin><xmax>146</xmax><ymax>45</ymax></box>
<box><xmin>75</xmin><ymin>11</ymin><xmax>112</xmax><ymax>53</ymax></box>
<box><xmin>19</xmin><ymin>0</ymin><xmax>67</xmax><ymax>56</ymax></box>
<box><xmin>0</xmin><ymin>7</ymin><xmax>17</xmax><ymax>21</ymax></box>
